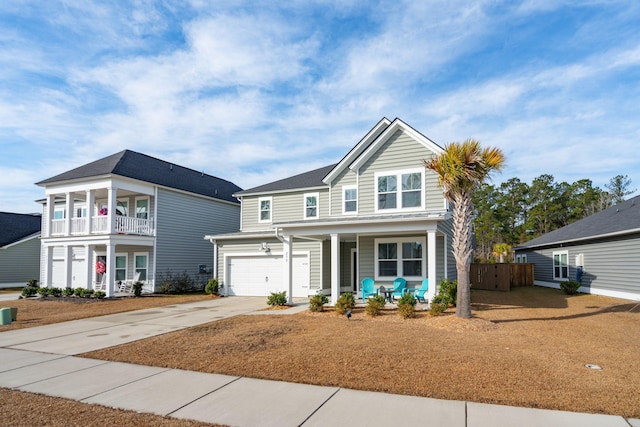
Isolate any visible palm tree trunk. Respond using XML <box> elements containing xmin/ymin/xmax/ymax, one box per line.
<box><xmin>452</xmin><ymin>193</ymin><xmax>474</xmax><ymax>318</ymax></box>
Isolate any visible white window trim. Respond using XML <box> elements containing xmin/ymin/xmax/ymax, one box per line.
<box><xmin>374</xmin><ymin>168</ymin><xmax>424</xmax><ymax>213</ymax></box>
<box><xmin>115</xmin><ymin>252</ymin><xmax>128</xmax><ymax>282</ymax></box>
<box><xmin>304</xmin><ymin>192</ymin><xmax>319</xmax><ymax>220</ymax></box>
<box><xmin>552</xmin><ymin>250</ymin><xmax>569</xmax><ymax>280</ymax></box>
<box><xmin>135</xmin><ymin>196</ymin><xmax>150</xmax><ymax>220</ymax></box>
<box><xmin>116</xmin><ymin>198</ymin><xmax>129</xmax><ymax>216</ymax></box>
<box><xmin>258</xmin><ymin>197</ymin><xmax>272</xmax><ymax>223</ymax></box>
<box><xmin>134</xmin><ymin>252</ymin><xmax>149</xmax><ymax>281</ymax></box>
<box><xmin>342</xmin><ymin>185</ymin><xmax>358</xmax><ymax>215</ymax></box>
<box><xmin>374</xmin><ymin>236</ymin><xmax>427</xmax><ymax>281</ymax></box>
<box><xmin>516</xmin><ymin>254</ymin><xmax>527</xmax><ymax>264</ymax></box>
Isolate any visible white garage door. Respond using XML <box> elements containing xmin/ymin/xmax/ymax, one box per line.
<box><xmin>50</xmin><ymin>247</ymin><xmax>87</xmax><ymax>288</ymax></box>
<box><xmin>227</xmin><ymin>254</ymin><xmax>310</xmax><ymax>297</ymax></box>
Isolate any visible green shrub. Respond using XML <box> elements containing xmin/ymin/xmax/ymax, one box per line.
<box><xmin>397</xmin><ymin>292</ymin><xmax>417</xmax><ymax>319</ymax></box>
<box><xmin>62</xmin><ymin>287</ymin><xmax>74</xmax><ymax>297</ymax></box>
<box><xmin>156</xmin><ymin>271</ymin><xmax>198</xmax><ymax>294</ymax></box>
<box><xmin>93</xmin><ymin>291</ymin><xmax>106</xmax><ymax>299</ymax></box>
<box><xmin>309</xmin><ymin>292</ymin><xmax>329</xmax><ymax>312</ymax></box>
<box><xmin>50</xmin><ymin>287</ymin><xmax>63</xmax><ymax>297</ymax></box>
<box><xmin>205</xmin><ymin>278</ymin><xmax>219</xmax><ymax>295</ymax></box>
<box><xmin>429</xmin><ymin>302</ymin><xmax>448</xmax><ymax>316</ymax></box>
<box><xmin>365</xmin><ymin>295</ymin><xmax>387</xmax><ymax>317</ymax></box>
<box><xmin>21</xmin><ymin>286</ymin><xmax>38</xmax><ymax>297</ymax></box>
<box><xmin>335</xmin><ymin>292</ymin><xmax>356</xmax><ymax>315</ymax></box>
<box><xmin>27</xmin><ymin>278</ymin><xmax>39</xmax><ymax>288</ymax></box>
<box><xmin>267</xmin><ymin>291</ymin><xmax>287</xmax><ymax>306</ymax></box>
<box><xmin>37</xmin><ymin>287</ymin><xmax>50</xmax><ymax>297</ymax></box>
<box><xmin>74</xmin><ymin>287</ymin><xmax>84</xmax><ymax>297</ymax></box>
<box><xmin>83</xmin><ymin>289</ymin><xmax>94</xmax><ymax>298</ymax></box>
<box><xmin>560</xmin><ymin>280</ymin><xmax>581</xmax><ymax>295</ymax></box>
<box><xmin>432</xmin><ymin>279</ymin><xmax>457</xmax><ymax>307</ymax></box>
<box><xmin>132</xmin><ymin>281</ymin><xmax>144</xmax><ymax>297</ymax></box>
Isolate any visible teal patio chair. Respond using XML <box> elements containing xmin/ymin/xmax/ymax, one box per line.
<box><xmin>361</xmin><ymin>278</ymin><xmax>376</xmax><ymax>302</ymax></box>
<box><xmin>413</xmin><ymin>278</ymin><xmax>429</xmax><ymax>303</ymax></box>
<box><xmin>391</xmin><ymin>277</ymin><xmax>407</xmax><ymax>299</ymax></box>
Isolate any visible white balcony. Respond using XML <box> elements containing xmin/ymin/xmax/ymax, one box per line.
<box><xmin>49</xmin><ymin>215</ymin><xmax>154</xmax><ymax>237</ymax></box>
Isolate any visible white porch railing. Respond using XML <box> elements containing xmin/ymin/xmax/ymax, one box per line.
<box><xmin>49</xmin><ymin>216</ymin><xmax>154</xmax><ymax>237</ymax></box>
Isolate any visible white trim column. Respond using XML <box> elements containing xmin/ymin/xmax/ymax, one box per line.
<box><xmin>44</xmin><ymin>246</ymin><xmax>53</xmax><ymax>287</ymax></box>
<box><xmin>85</xmin><ymin>244</ymin><xmax>93</xmax><ymax>290</ymax></box>
<box><xmin>443</xmin><ymin>234</ymin><xmax>448</xmax><ymax>279</ymax></box>
<box><xmin>107</xmin><ymin>187</ymin><xmax>117</xmax><ymax>234</ymax></box>
<box><xmin>282</xmin><ymin>235</ymin><xmax>293</xmax><ymax>304</ymax></box>
<box><xmin>86</xmin><ymin>190</ymin><xmax>94</xmax><ymax>234</ymax></box>
<box><xmin>105</xmin><ymin>242</ymin><xmax>115</xmax><ymax>297</ymax></box>
<box><xmin>64</xmin><ymin>245</ymin><xmax>72</xmax><ymax>288</ymax></box>
<box><xmin>212</xmin><ymin>240</ymin><xmax>218</xmax><ymax>280</ymax></box>
<box><xmin>427</xmin><ymin>230</ymin><xmax>437</xmax><ymax>302</ymax></box>
<box><xmin>331</xmin><ymin>233</ymin><xmax>340</xmax><ymax>305</ymax></box>
<box><xmin>46</xmin><ymin>194</ymin><xmax>55</xmax><ymax>237</ymax></box>
<box><xmin>65</xmin><ymin>192</ymin><xmax>74</xmax><ymax>235</ymax></box>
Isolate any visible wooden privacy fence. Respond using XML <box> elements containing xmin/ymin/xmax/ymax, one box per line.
<box><xmin>470</xmin><ymin>263</ymin><xmax>534</xmax><ymax>291</ymax></box>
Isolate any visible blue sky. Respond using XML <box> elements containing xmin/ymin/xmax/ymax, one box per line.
<box><xmin>1</xmin><ymin>0</ymin><xmax>639</xmax><ymax>213</ymax></box>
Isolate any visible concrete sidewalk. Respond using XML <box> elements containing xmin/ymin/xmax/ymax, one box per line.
<box><xmin>0</xmin><ymin>296</ymin><xmax>636</xmax><ymax>427</ymax></box>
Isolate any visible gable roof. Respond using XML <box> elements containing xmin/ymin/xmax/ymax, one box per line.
<box><xmin>323</xmin><ymin>117</ymin><xmax>444</xmax><ymax>183</ymax></box>
<box><xmin>36</xmin><ymin>150</ymin><xmax>242</xmax><ymax>204</ymax></box>
<box><xmin>516</xmin><ymin>195</ymin><xmax>640</xmax><ymax>249</ymax></box>
<box><xmin>0</xmin><ymin>212</ymin><xmax>41</xmax><ymax>247</ymax></box>
<box><xmin>235</xmin><ymin>164</ymin><xmax>337</xmax><ymax>196</ymax></box>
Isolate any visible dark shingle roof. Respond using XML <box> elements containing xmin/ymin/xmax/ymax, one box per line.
<box><xmin>236</xmin><ymin>164</ymin><xmax>337</xmax><ymax>195</ymax></box>
<box><xmin>516</xmin><ymin>195</ymin><xmax>640</xmax><ymax>249</ymax></box>
<box><xmin>36</xmin><ymin>150</ymin><xmax>242</xmax><ymax>204</ymax></box>
<box><xmin>0</xmin><ymin>212</ymin><xmax>41</xmax><ymax>247</ymax></box>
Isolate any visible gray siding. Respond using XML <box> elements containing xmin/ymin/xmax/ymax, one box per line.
<box><xmin>155</xmin><ymin>188</ymin><xmax>240</xmax><ymax>284</ymax></box>
<box><xmin>330</xmin><ymin>168</ymin><xmax>358</xmax><ymax>217</ymax></box>
<box><xmin>216</xmin><ymin>238</ymin><xmax>322</xmax><ymax>291</ymax></box>
<box><xmin>522</xmin><ymin>234</ymin><xmax>640</xmax><ymax>298</ymax></box>
<box><xmin>438</xmin><ymin>218</ymin><xmax>457</xmax><ymax>281</ymax></box>
<box><xmin>0</xmin><ymin>237</ymin><xmax>41</xmax><ymax>286</ymax></box>
<box><xmin>356</xmin><ymin>129</ymin><xmax>445</xmax><ymax>215</ymax></box>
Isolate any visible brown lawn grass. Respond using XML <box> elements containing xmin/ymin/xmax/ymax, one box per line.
<box><xmin>81</xmin><ymin>287</ymin><xmax>640</xmax><ymax>418</ymax></box>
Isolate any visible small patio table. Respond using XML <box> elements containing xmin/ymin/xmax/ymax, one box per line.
<box><xmin>381</xmin><ymin>288</ymin><xmax>395</xmax><ymax>303</ymax></box>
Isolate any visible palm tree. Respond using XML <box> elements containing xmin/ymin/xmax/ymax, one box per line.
<box><xmin>425</xmin><ymin>139</ymin><xmax>505</xmax><ymax>318</ymax></box>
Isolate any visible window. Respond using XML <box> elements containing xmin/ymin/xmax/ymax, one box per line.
<box><xmin>515</xmin><ymin>254</ymin><xmax>527</xmax><ymax>263</ymax></box>
<box><xmin>53</xmin><ymin>209</ymin><xmax>65</xmax><ymax>219</ymax></box>
<box><xmin>376</xmin><ymin>169</ymin><xmax>423</xmax><ymax>211</ymax></box>
<box><xmin>375</xmin><ymin>237</ymin><xmax>426</xmax><ymax>280</ymax></box>
<box><xmin>115</xmin><ymin>254</ymin><xmax>127</xmax><ymax>282</ymax></box>
<box><xmin>258</xmin><ymin>197</ymin><xmax>272</xmax><ymax>223</ymax></box>
<box><xmin>116</xmin><ymin>199</ymin><xmax>128</xmax><ymax>216</ymax></box>
<box><xmin>343</xmin><ymin>186</ymin><xmax>357</xmax><ymax>214</ymax></box>
<box><xmin>134</xmin><ymin>253</ymin><xmax>148</xmax><ymax>281</ymax></box>
<box><xmin>304</xmin><ymin>193</ymin><xmax>319</xmax><ymax>219</ymax></box>
<box><xmin>553</xmin><ymin>251</ymin><xmax>568</xmax><ymax>280</ymax></box>
<box><xmin>136</xmin><ymin>198</ymin><xmax>149</xmax><ymax>220</ymax></box>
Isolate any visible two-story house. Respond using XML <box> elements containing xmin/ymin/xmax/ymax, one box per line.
<box><xmin>205</xmin><ymin>118</ymin><xmax>456</xmax><ymax>304</ymax></box>
<box><xmin>37</xmin><ymin>150</ymin><xmax>242</xmax><ymax>297</ymax></box>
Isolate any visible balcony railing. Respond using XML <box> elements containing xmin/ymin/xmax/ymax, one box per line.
<box><xmin>49</xmin><ymin>216</ymin><xmax>154</xmax><ymax>237</ymax></box>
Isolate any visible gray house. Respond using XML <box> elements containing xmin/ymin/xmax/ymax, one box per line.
<box><xmin>0</xmin><ymin>212</ymin><xmax>41</xmax><ymax>288</ymax></box>
<box><xmin>36</xmin><ymin>150</ymin><xmax>242</xmax><ymax>296</ymax></box>
<box><xmin>515</xmin><ymin>195</ymin><xmax>640</xmax><ymax>301</ymax></box>
<box><xmin>206</xmin><ymin>118</ymin><xmax>456</xmax><ymax>304</ymax></box>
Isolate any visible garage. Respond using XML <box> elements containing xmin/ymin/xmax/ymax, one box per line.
<box><xmin>226</xmin><ymin>254</ymin><xmax>310</xmax><ymax>297</ymax></box>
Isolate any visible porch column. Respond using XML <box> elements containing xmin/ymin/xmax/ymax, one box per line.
<box><xmin>105</xmin><ymin>242</ymin><xmax>116</xmax><ymax>297</ymax></box>
<box><xmin>85</xmin><ymin>244</ymin><xmax>93</xmax><ymax>290</ymax></box>
<box><xmin>46</xmin><ymin>194</ymin><xmax>55</xmax><ymax>237</ymax></box>
<box><xmin>65</xmin><ymin>192</ymin><xmax>74</xmax><ymax>235</ymax></box>
<box><xmin>44</xmin><ymin>246</ymin><xmax>54</xmax><ymax>287</ymax></box>
<box><xmin>107</xmin><ymin>187</ymin><xmax>117</xmax><ymax>234</ymax></box>
<box><xmin>86</xmin><ymin>190</ymin><xmax>94</xmax><ymax>234</ymax></box>
<box><xmin>282</xmin><ymin>235</ymin><xmax>293</xmax><ymax>304</ymax></box>
<box><xmin>427</xmin><ymin>230</ymin><xmax>437</xmax><ymax>302</ymax></box>
<box><xmin>330</xmin><ymin>233</ymin><xmax>340</xmax><ymax>305</ymax></box>
<box><xmin>212</xmin><ymin>240</ymin><xmax>218</xmax><ymax>280</ymax></box>
<box><xmin>63</xmin><ymin>245</ymin><xmax>73</xmax><ymax>288</ymax></box>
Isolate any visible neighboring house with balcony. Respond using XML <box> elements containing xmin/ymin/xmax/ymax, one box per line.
<box><xmin>0</xmin><ymin>212</ymin><xmax>41</xmax><ymax>288</ymax></box>
<box><xmin>205</xmin><ymin>118</ymin><xmax>456</xmax><ymax>304</ymax></box>
<box><xmin>37</xmin><ymin>150</ymin><xmax>242</xmax><ymax>297</ymax></box>
<box><xmin>515</xmin><ymin>194</ymin><xmax>640</xmax><ymax>301</ymax></box>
